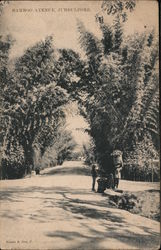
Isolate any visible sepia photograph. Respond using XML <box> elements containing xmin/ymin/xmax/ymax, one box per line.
<box><xmin>0</xmin><ymin>0</ymin><xmax>160</xmax><ymax>249</ymax></box>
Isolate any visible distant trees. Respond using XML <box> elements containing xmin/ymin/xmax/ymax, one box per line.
<box><xmin>38</xmin><ymin>124</ymin><xmax>76</xmax><ymax>168</ymax></box>
<box><xmin>50</xmin><ymin>126</ymin><xmax>76</xmax><ymax>165</ymax></box>
<box><xmin>83</xmin><ymin>140</ymin><xmax>96</xmax><ymax>166</ymax></box>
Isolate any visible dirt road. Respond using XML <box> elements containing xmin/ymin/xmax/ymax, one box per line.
<box><xmin>0</xmin><ymin>161</ymin><xmax>160</xmax><ymax>249</ymax></box>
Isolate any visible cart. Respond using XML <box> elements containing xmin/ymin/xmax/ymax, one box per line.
<box><xmin>97</xmin><ymin>150</ymin><xmax>123</xmax><ymax>193</ymax></box>
<box><xmin>97</xmin><ymin>173</ymin><xmax>114</xmax><ymax>193</ymax></box>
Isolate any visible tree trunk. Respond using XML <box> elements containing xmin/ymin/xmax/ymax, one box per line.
<box><xmin>23</xmin><ymin>144</ymin><xmax>34</xmax><ymax>175</ymax></box>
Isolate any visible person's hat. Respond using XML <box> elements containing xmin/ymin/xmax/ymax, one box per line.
<box><xmin>111</xmin><ymin>150</ymin><xmax>122</xmax><ymax>156</ymax></box>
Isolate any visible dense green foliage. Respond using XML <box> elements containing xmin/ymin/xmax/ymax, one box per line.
<box><xmin>83</xmin><ymin>140</ymin><xmax>96</xmax><ymax>166</ymax></box>
<box><xmin>0</xmin><ymin>1</ymin><xmax>159</xmax><ymax>180</ymax></box>
<box><xmin>36</xmin><ymin>124</ymin><xmax>76</xmax><ymax>169</ymax></box>
<box><xmin>74</xmin><ymin>19</ymin><xmax>159</xmax><ymax>176</ymax></box>
<box><xmin>0</xmin><ymin>36</ymin><xmax>70</xmax><ymax>179</ymax></box>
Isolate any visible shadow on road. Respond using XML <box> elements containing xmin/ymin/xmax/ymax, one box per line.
<box><xmin>0</xmin><ymin>184</ymin><xmax>160</xmax><ymax>249</ymax></box>
<box><xmin>41</xmin><ymin>165</ymin><xmax>91</xmax><ymax>176</ymax></box>
<box><xmin>45</xmin><ymin>228</ymin><xmax>159</xmax><ymax>250</ymax></box>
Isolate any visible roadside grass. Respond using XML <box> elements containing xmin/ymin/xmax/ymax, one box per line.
<box><xmin>106</xmin><ymin>189</ymin><xmax>160</xmax><ymax>221</ymax></box>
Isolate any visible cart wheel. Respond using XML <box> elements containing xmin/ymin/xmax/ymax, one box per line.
<box><xmin>97</xmin><ymin>187</ymin><xmax>105</xmax><ymax>193</ymax></box>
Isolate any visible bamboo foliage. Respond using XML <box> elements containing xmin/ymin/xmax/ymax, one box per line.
<box><xmin>76</xmin><ymin>18</ymin><xmax>159</xmax><ymax>173</ymax></box>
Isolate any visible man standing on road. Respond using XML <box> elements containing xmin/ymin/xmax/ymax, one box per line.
<box><xmin>114</xmin><ymin>165</ymin><xmax>122</xmax><ymax>188</ymax></box>
<box><xmin>112</xmin><ymin>150</ymin><xmax>123</xmax><ymax>189</ymax></box>
<box><xmin>91</xmin><ymin>164</ymin><xmax>97</xmax><ymax>191</ymax></box>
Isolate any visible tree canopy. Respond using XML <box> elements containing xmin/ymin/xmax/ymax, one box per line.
<box><xmin>73</xmin><ymin>19</ymin><xmax>159</xmax><ymax>175</ymax></box>
<box><xmin>0</xmin><ymin>36</ymin><xmax>69</xmax><ymax>178</ymax></box>
<box><xmin>0</xmin><ymin>1</ymin><xmax>159</xmax><ymax>180</ymax></box>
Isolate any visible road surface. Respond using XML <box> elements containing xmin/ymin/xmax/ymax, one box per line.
<box><xmin>0</xmin><ymin>161</ymin><xmax>160</xmax><ymax>249</ymax></box>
